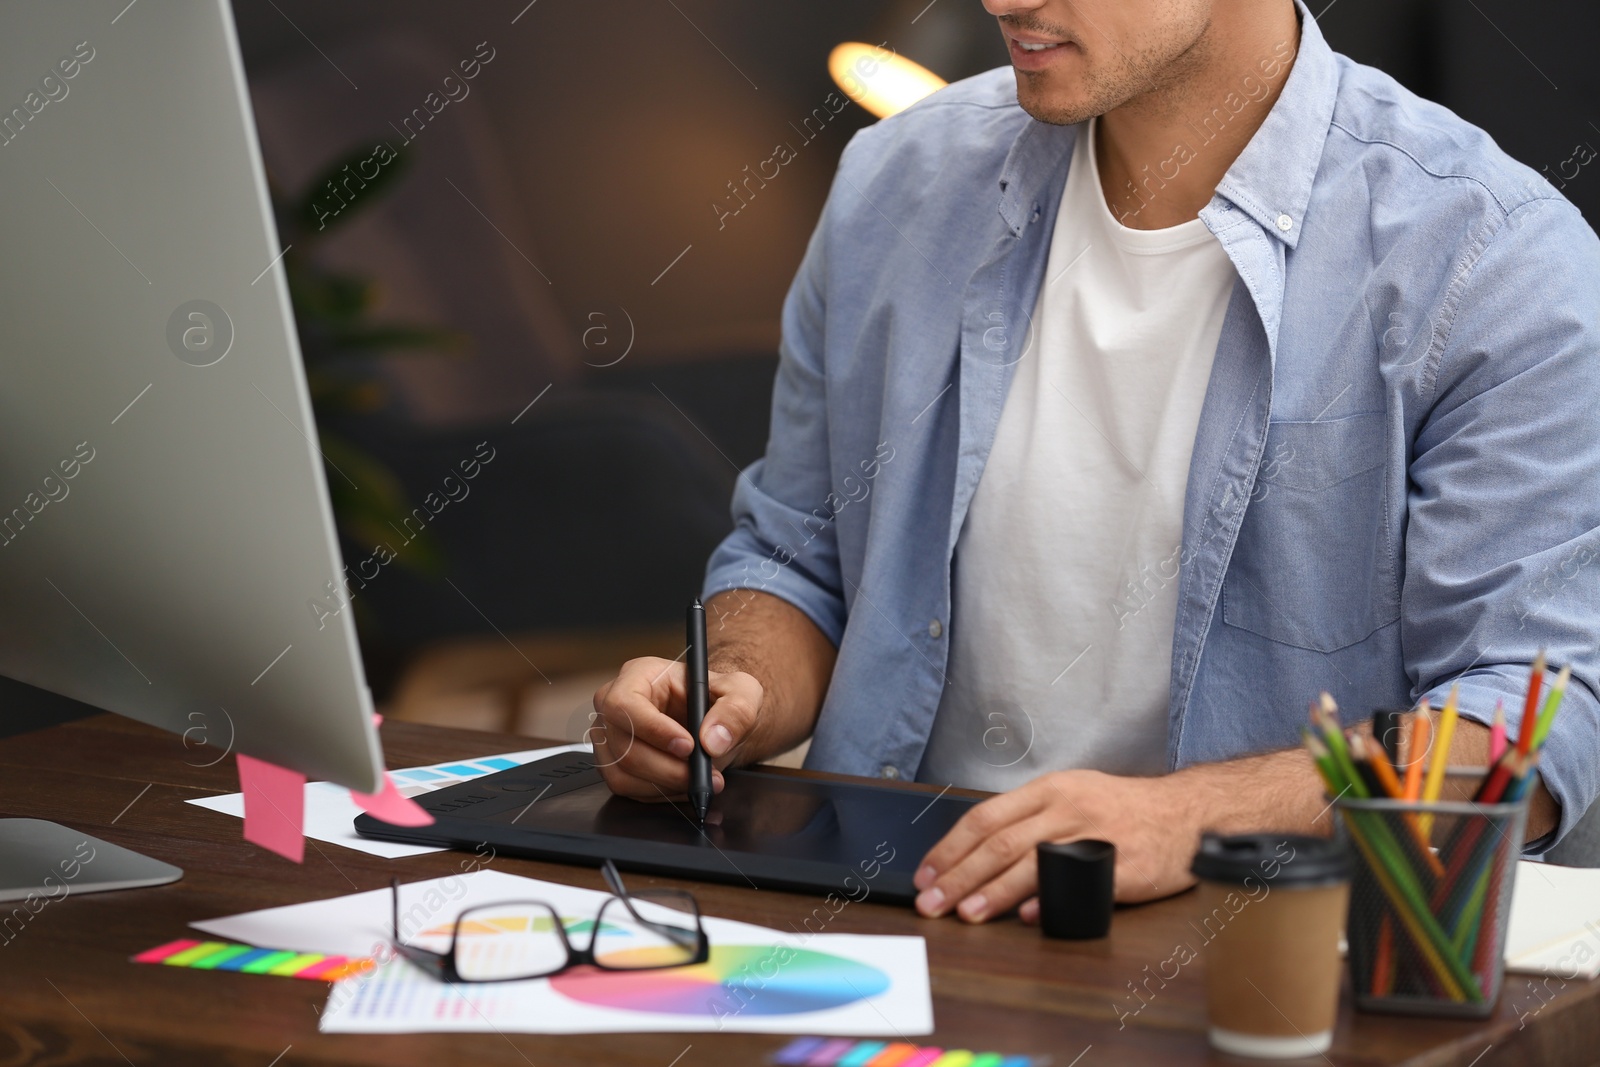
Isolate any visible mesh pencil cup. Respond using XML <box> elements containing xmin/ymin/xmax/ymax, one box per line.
<box><xmin>1336</xmin><ymin>768</ymin><xmax>1531</xmax><ymax>1018</ymax></box>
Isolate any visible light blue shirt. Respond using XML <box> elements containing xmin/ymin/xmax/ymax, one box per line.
<box><xmin>702</xmin><ymin>7</ymin><xmax>1600</xmax><ymax>849</ymax></box>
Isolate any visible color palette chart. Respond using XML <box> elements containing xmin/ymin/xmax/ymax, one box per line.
<box><xmin>549</xmin><ymin>945</ymin><xmax>891</xmax><ymax>1016</ymax></box>
<box><xmin>317</xmin><ymin>927</ymin><xmax>932</xmax><ymax>1035</ymax></box>
<box><xmin>772</xmin><ymin>1037</ymin><xmax>1045</xmax><ymax>1067</ymax></box>
<box><xmin>134</xmin><ymin>938</ymin><xmax>372</xmax><ymax>981</ymax></box>
<box><xmin>184</xmin><ymin>869</ymin><xmax>929</xmax><ymax>1036</ymax></box>
<box><xmin>385</xmin><ymin>756</ymin><xmax>522</xmax><ymax>797</ymax></box>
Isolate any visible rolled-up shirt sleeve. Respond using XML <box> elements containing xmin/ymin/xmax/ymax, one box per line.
<box><xmin>700</xmin><ymin>137</ymin><xmax>865</xmax><ymax>647</ymax></box>
<box><xmin>1405</xmin><ymin>195</ymin><xmax>1600</xmax><ymax>851</ymax></box>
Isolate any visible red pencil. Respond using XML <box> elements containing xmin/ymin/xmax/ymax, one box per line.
<box><xmin>1475</xmin><ymin>749</ymin><xmax>1515</xmax><ymax>805</ymax></box>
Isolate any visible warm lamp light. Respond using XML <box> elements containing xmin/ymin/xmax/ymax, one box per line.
<box><xmin>828</xmin><ymin>42</ymin><xmax>947</xmax><ymax>119</ymax></box>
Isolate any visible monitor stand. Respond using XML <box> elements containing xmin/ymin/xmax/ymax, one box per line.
<box><xmin>0</xmin><ymin>819</ymin><xmax>182</xmax><ymax>914</ymax></box>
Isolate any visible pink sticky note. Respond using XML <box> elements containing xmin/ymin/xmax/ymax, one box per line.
<box><xmin>237</xmin><ymin>753</ymin><xmax>306</xmax><ymax>862</ymax></box>
<box><xmin>132</xmin><ymin>938</ymin><xmax>200</xmax><ymax>964</ymax></box>
<box><xmin>352</xmin><ymin>772</ymin><xmax>435</xmax><ymax>827</ymax></box>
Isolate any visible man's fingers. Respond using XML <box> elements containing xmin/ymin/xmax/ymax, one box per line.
<box><xmin>598</xmin><ymin>764</ymin><xmax>673</xmax><ymax>801</ymax></box>
<box><xmin>595</xmin><ymin>675</ymin><xmax>693</xmax><ymax>755</ymax></box>
<box><xmin>700</xmin><ymin>669</ymin><xmax>763</xmax><ymax>762</ymax></box>
<box><xmin>916</xmin><ymin>812</ymin><xmax>1061</xmax><ymax>918</ymax></box>
<box><xmin>599</xmin><ymin>759</ymin><xmax>725</xmax><ymax>802</ymax></box>
<box><xmin>913</xmin><ymin>779</ymin><xmax>1052</xmax><ymax>892</ymax></box>
<box><xmin>601</xmin><ymin>657</ymin><xmax>688</xmax><ymax>721</ymax></box>
<box><xmin>609</xmin><ymin>736</ymin><xmax>695</xmax><ymax>792</ymax></box>
<box><xmin>592</xmin><ymin>658</ymin><xmax>755</xmax><ymax>799</ymax></box>
<box><xmin>953</xmin><ymin>850</ymin><xmax>1039</xmax><ymax>923</ymax></box>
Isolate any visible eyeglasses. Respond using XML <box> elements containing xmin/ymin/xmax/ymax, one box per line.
<box><xmin>388</xmin><ymin>859</ymin><xmax>709</xmax><ymax>983</ymax></box>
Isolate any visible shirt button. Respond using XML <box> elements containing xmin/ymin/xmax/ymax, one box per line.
<box><xmin>881</xmin><ymin>765</ymin><xmax>899</xmax><ymax>780</ymax></box>
<box><xmin>1276</xmin><ymin>213</ymin><xmax>1294</xmax><ymax>232</ymax></box>
<box><xmin>928</xmin><ymin>619</ymin><xmax>943</xmax><ymax>638</ymax></box>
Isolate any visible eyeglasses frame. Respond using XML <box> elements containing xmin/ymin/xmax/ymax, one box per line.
<box><xmin>388</xmin><ymin>857</ymin><xmax>709</xmax><ymax>983</ymax></box>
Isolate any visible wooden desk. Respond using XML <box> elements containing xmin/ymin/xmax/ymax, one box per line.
<box><xmin>2</xmin><ymin>715</ymin><xmax>1595</xmax><ymax>1066</ymax></box>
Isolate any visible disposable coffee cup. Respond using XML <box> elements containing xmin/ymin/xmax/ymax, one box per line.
<box><xmin>1190</xmin><ymin>833</ymin><xmax>1350</xmax><ymax>1059</ymax></box>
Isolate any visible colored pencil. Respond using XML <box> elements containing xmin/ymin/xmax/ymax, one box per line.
<box><xmin>1419</xmin><ymin>686</ymin><xmax>1459</xmax><ymax>837</ymax></box>
<box><xmin>1452</xmin><ymin>861</ymin><xmax>1490</xmax><ymax>958</ymax></box>
<box><xmin>1438</xmin><ymin>751</ymin><xmax>1537</xmax><ymax>929</ymax></box>
<box><xmin>1373</xmin><ymin>708</ymin><xmax>1405</xmax><ymax>766</ymax></box>
<box><xmin>1404</xmin><ymin>703</ymin><xmax>1431</xmax><ymax>801</ymax></box>
<box><xmin>1348</xmin><ymin>734</ymin><xmax>1386</xmax><ymax>796</ymax></box>
<box><xmin>1474</xmin><ymin>749</ymin><xmax>1515</xmax><ymax>806</ymax></box>
<box><xmin>1317</xmin><ymin>694</ymin><xmax>1370</xmax><ymax>799</ymax></box>
<box><xmin>1469</xmin><ymin>848</ymin><xmax>1507</xmax><ymax>987</ymax></box>
<box><xmin>1373</xmin><ymin>914</ymin><xmax>1396</xmax><ymax>996</ymax></box>
<box><xmin>1360</xmin><ymin>733</ymin><xmax>1403</xmax><ymax>798</ymax></box>
<box><xmin>1532</xmin><ymin>664</ymin><xmax>1572</xmax><ymax>750</ymax></box>
<box><xmin>1357</xmin><ymin>734</ymin><xmax>1445</xmax><ymax>878</ymax></box>
<box><xmin>1489</xmin><ymin>700</ymin><xmax>1506</xmax><ymax>762</ymax></box>
<box><xmin>1304</xmin><ymin>729</ymin><xmax>1338</xmax><ymax>787</ymax></box>
<box><xmin>1470</xmin><ymin>756</ymin><xmax>1541</xmax><ymax>985</ymax></box>
<box><xmin>1514</xmin><ymin>652</ymin><xmax>1546</xmax><ymax>759</ymax></box>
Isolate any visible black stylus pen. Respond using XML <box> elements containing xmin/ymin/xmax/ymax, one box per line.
<box><xmin>685</xmin><ymin>597</ymin><xmax>713</xmax><ymax>824</ymax></box>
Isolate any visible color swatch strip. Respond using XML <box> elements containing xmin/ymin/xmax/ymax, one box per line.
<box><xmin>390</xmin><ymin>756</ymin><xmax>519</xmax><ymax>785</ymax></box>
<box><xmin>772</xmin><ymin>1037</ymin><xmax>1041</xmax><ymax>1067</ymax></box>
<box><xmin>133</xmin><ymin>939</ymin><xmax>373</xmax><ymax>981</ymax></box>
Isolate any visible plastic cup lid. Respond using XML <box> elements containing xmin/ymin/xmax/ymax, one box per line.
<box><xmin>1189</xmin><ymin>832</ymin><xmax>1350</xmax><ymax>886</ymax></box>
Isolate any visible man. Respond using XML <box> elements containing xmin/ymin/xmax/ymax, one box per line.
<box><xmin>593</xmin><ymin>0</ymin><xmax>1600</xmax><ymax>924</ymax></box>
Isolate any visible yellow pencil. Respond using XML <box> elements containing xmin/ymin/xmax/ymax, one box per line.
<box><xmin>1418</xmin><ymin>685</ymin><xmax>1459</xmax><ymax>837</ymax></box>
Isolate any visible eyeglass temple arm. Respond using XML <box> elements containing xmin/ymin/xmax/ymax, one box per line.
<box><xmin>601</xmin><ymin>859</ymin><xmax>651</xmax><ymax>925</ymax></box>
<box><xmin>390</xmin><ymin>879</ymin><xmax>458</xmax><ymax>979</ymax></box>
<box><xmin>600</xmin><ymin>858</ymin><xmax>627</xmax><ymax>896</ymax></box>
<box><xmin>601</xmin><ymin>859</ymin><xmax>702</xmax><ymax>948</ymax></box>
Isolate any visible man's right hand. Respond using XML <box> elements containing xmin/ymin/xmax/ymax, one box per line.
<box><xmin>590</xmin><ymin>656</ymin><xmax>766</xmax><ymax>801</ymax></box>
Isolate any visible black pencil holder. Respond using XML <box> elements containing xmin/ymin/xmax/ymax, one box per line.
<box><xmin>1337</xmin><ymin>769</ymin><xmax>1531</xmax><ymax>1018</ymax></box>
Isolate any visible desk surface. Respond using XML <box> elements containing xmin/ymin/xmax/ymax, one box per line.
<box><xmin>2</xmin><ymin>715</ymin><xmax>1595</xmax><ymax>1066</ymax></box>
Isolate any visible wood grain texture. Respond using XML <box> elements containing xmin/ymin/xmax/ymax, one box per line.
<box><xmin>0</xmin><ymin>715</ymin><xmax>1594</xmax><ymax>1066</ymax></box>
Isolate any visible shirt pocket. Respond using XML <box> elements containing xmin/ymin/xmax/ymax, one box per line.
<box><xmin>1221</xmin><ymin>411</ymin><xmax>1398</xmax><ymax>653</ymax></box>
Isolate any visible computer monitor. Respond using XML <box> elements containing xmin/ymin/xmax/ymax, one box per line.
<box><xmin>0</xmin><ymin>0</ymin><xmax>386</xmax><ymax>891</ymax></box>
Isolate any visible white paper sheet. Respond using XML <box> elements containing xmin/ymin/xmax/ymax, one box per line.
<box><xmin>191</xmin><ymin>869</ymin><xmax>769</xmax><ymax>957</ymax></box>
<box><xmin>317</xmin><ymin>933</ymin><xmax>932</xmax><ymax>1036</ymax></box>
<box><xmin>1504</xmin><ymin>861</ymin><xmax>1600</xmax><ymax>978</ymax></box>
<box><xmin>185</xmin><ymin>745</ymin><xmax>588</xmax><ymax>858</ymax></box>
<box><xmin>191</xmin><ymin>869</ymin><xmax>934</xmax><ymax>1036</ymax></box>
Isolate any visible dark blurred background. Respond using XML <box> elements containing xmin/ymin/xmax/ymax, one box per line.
<box><xmin>7</xmin><ymin>0</ymin><xmax>1597</xmax><ymax>744</ymax></box>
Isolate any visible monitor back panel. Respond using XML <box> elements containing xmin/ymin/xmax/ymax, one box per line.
<box><xmin>0</xmin><ymin>1</ymin><xmax>382</xmax><ymax>789</ymax></box>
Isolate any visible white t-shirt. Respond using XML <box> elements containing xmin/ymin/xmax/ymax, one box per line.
<box><xmin>918</xmin><ymin>119</ymin><xmax>1237</xmax><ymax>790</ymax></box>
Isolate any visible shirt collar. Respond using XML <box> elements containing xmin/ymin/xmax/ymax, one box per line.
<box><xmin>996</xmin><ymin>117</ymin><xmax>1077</xmax><ymax>237</ymax></box>
<box><xmin>1212</xmin><ymin>0</ymin><xmax>1339</xmax><ymax>249</ymax></box>
<box><xmin>995</xmin><ymin>0</ymin><xmax>1338</xmax><ymax>250</ymax></box>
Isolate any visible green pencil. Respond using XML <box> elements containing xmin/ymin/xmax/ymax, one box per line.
<box><xmin>1532</xmin><ymin>664</ymin><xmax>1572</xmax><ymax>749</ymax></box>
<box><xmin>1316</xmin><ymin>694</ymin><xmax>1370</xmax><ymax>799</ymax></box>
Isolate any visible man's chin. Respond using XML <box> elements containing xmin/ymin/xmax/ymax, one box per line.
<box><xmin>1014</xmin><ymin>80</ymin><xmax>1099</xmax><ymax>127</ymax></box>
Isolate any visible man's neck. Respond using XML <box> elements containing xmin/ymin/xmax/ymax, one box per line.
<box><xmin>1097</xmin><ymin>2</ymin><xmax>1302</xmax><ymax>230</ymax></box>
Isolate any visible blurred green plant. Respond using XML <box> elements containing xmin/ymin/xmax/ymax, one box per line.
<box><xmin>271</xmin><ymin>144</ymin><xmax>471</xmax><ymax>578</ymax></box>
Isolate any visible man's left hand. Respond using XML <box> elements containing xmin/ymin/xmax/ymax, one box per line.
<box><xmin>912</xmin><ymin>769</ymin><xmax>1201</xmax><ymax>923</ymax></box>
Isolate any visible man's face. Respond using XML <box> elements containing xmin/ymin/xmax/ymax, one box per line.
<box><xmin>982</xmin><ymin>0</ymin><xmax>1216</xmax><ymax>125</ymax></box>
